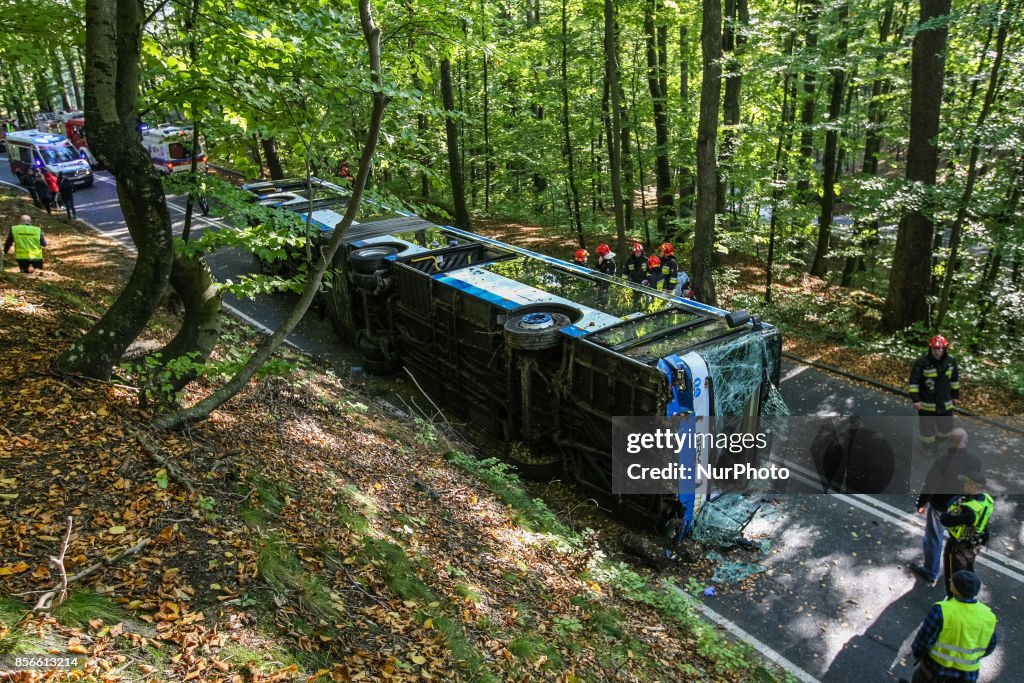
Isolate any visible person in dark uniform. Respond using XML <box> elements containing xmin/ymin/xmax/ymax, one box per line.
<box><xmin>658</xmin><ymin>242</ymin><xmax>678</xmax><ymax>293</ymax></box>
<box><xmin>910</xmin><ymin>428</ymin><xmax>981</xmax><ymax>587</ymax></box>
<box><xmin>940</xmin><ymin>472</ymin><xmax>993</xmax><ymax>599</ymax></box>
<box><xmin>594</xmin><ymin>243</ymin><xmax>616</xmax><ymax>309</ymax></box>
<box><xmin>625</xmin><ymin>242</ymin><xmax>646</xmax><ymax>284</ymax></box>
<box><xmin>573</xmin><ymin>248</ymin><xmax>589</xmax><ymax>268</ymax></box>
<box><xmin>909</xmin><ymin>335</ymin><xmax>960</xmax><ymax>457</ymax></box>
<box><xmin>58</xmin><ymin>173</ymin><xmax>77</xmax><ymax>219</ymax></box>
<box><xmin>644</xmin><ymin>255</ymin><xmax>662</xmax><ymax>289</ymax></box>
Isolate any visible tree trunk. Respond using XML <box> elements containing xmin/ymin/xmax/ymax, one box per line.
<box><xmin>51</xmin><ymin>53</ymin><xmax>72</xmax><ymax>111</ymax></box>
<box><xmin>261</xmin><ymin>135</ymin><xmax>285</xmax><ymax>180</ymax></box>
<box><xmin>61</xmin><ymin>45</ymin><xmax>83</xmax><ymax>109</ymax></box>
<box><xmin>604</xmin><ymin>0</ymin><xmax>626</xmax><ymax>258</ymax></box>
<box><xmin>842</xmin><ymin>0</ymin><xmax>895</xmax><ymax>285</ymax></box>
<box><xmin>561</xmin><ymin>0</ymin><xmax>584</xmax><ymax>246</ymax></box>
<box><xmin>796</xmin><ymin>0</ymin><xmax>820</xmax><ymax>196</ymax></box>
<box><xmin>645</xmin><ymin>0</ymin><xmax>673</xmax><ymax>239</ymax></box>
<box><xmin>156</xmin><ymin>0</ymin><xmax>389</xmax><ymax>429</ymax></box>
<box><xmin>882</xmin><ymin>0</ymin><xmax>951</xmax><ymax>332</ymax></box>
<box><xmin>717</xmin><ymin>0</ymin><xmax>747</xmax><ymax>217</ymax></box>
<box><xmin>482</xmin><ymin>1</ymin><xmax>491</xmax><ymax>213</ymax></box>
<box><xmin>809</xmin><ymin>0</ymin><xmax>848</xmax><ymax>278</ymax></box>
<box><xmin>441</xmin><ymin>58</ymin><xmax>470</xmax><ymax>229</ymax></box>
<box><xmin>54</xmin><ymin>0</ymin><xmax>175</xmax><ymax>380</ymax></box>
<box><xmin>693</xmin><ymin>0</ymin><xmax>722</xmax><ymax>306</ymax></box>
<box><xmin>935</xmin><ymin>9</ymin><xmax>1008</xmax><ymax>325</ymax></box>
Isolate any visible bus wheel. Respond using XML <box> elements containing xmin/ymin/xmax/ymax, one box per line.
<box><xmin>504</xmin><ymin>311</ymin><xmax>570</xmax><ymax>351</ymax></box>
<box><xmin>349</xmin><ymin>246</ymin><xmax>397</xmax><ymax>275</ymax></box>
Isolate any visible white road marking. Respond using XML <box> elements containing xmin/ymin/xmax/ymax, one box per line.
<box><xmin>665</xmin><ymin>580</ymin><xmax>821</xmax><ymax>683</ymax></box>
<box><xmin>783</xmin><ymin>461</ymin><xmax>1024</xmax><ymax>584</ymax></box>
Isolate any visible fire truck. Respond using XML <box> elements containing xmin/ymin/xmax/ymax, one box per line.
<box><xmin>242</xmin><ymin>178</ymin><xmax>783</xmax><ymax>533</ymax></box>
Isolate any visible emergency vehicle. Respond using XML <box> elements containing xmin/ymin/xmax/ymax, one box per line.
<box><xmin>243</xmin><ymin>178</ymin><xmax>783</xmax><ymax>535</ymax></box>
<box><xmin>6</xmin><ymin>130</ymin><xmax>94</xmax><ymax>187</ymax></box>
<box><xmin>140</xmin><ymin>124</ymin><xmax>207</xmax><ymax>175</ymax></box>
<box><xmin>61</xmin><ymin>115</ymin><xmax>101</xmax><ymax>168</ymax></box>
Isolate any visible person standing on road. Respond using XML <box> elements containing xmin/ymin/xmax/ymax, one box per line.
<box><xmin>911</xmin><ymin>428</ymin><xmax>981</xmax><ymax>587</ymax></box>
<box><xmin>907</xmin><ymin>570</ymin><xmax>997</xmax><ymax>683</ymax></box>
<box><xmin>43</xmin><ymin>169</ymin><xmax>60</xmax><ymax>208</ymax></box>
<box><xmin>3</xmin><ymin>215</ymin><xmax>47</xmax><ymax>273</ymax></box>
<box><xmin>32</xmin><ymin>170</ymin><xmax>53</xmax><ymax>214</ymax></box>
<box><xmin>58</xmin><ymin>173</ymin><xmax>76</xmax><ymax>219</ymax></box>
<box><xmin>909</xmin><ymin>335</ymin><xmax>960</xmax><ymax>457</ymax></box>
<box><xmin>940</xmin><ymin>472</ymin><xmax>993</xmax><ymax>599</ymax></box>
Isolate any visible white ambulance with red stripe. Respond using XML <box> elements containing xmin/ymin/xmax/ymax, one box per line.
<box><xmin>140</xmin><ymin>124</ymin><xmax>207</xmax><ymax>175</ymax></box>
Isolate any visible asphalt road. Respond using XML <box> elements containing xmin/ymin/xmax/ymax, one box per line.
<box><xmin>2</xmin><ymin>159</ymin><xmax>1019</xmax><ymax>683</ymax></box>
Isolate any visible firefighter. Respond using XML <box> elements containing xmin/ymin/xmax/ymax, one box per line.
<box><xmin>940</xmin><ymin>472</ymin><xmax>993</xmax><ymax>600</ymax></box>
<box><xmin>908</xmin><ymin>571</ymin><xmax>997</xmax><ymax>683</ymax></box>
<box><xmin>625</xmin><ymin>243</ymin><xmax>647</xmax><ymax>284</ymax></box>
<box><xmin>3</xmin><ymin>215</ymin><xmax>47</xmax><ymax>273</ymax></box>
<box><xmin>909</xmin><ymin>335</ymin><xmax>960</xmax><ymax>457</ymax></box>
<box><xmin>644</xmin><ymin>255</ymin><xmax>662</xmax><ymax>289</ymax></box>
<box><xmin>595</xmin><ymin>243</ymin><xmax>616</xmax><ymax>276</ymax></box>
<box><xmin>659</xmin><ymin>242</ymin><xmax>679</xmax><ymax>293</ymax></box>
<box><xmin>595</xmin><ymin>244</ymin><xmax>615</xmax><ymax>309</ymax></box>
<box><xmin>574</xmin><ymin>248</ymin><xmax>589</xmax><ymax>268</ymax></box>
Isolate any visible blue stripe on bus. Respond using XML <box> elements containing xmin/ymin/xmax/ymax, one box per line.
<box><xmin>434</xmin><ymin>275</ymin><xmax>518</xmax><ymax>310</ymax></box>
<box><xmin>562</xmin><ymin>326</ymin><xmax>589</xmax><ymax>338</ymax></box>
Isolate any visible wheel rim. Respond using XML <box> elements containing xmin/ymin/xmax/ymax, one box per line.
<box><xmin>518</xmin><ymin>312</ymin><xmax>554</xmax><ymax>330</ymax></box>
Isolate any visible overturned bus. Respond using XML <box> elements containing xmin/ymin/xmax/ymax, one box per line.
<box><xmin>242</xmin><ymin>178</ymin><xmax>783</xmax><ymax>533</ymax></box>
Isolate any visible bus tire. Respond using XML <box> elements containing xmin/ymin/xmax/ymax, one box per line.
<box><xmin>350</xmin><ymin>246</ymin><xmax>397</xmax><ymax>275</ymax></box>
<box><xmin>504</xmin><ymin>312</ymin><xmax>570</xmax><ymax>351</ymax></box>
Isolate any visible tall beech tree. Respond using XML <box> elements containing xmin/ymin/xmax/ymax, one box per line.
<box><xmin>693</xmin><ymin>0</ymin><xmax>722</xmax><ymax>306</ymax></box>
<box><xmin>54</xmin><ymin>0</ymin><xmax>175</xmax><ymax>380</ymax></box>
<box><xmin>882</xmin><ymin>0</ymin><xmax>952</xmax><ymax>331</ymax></box>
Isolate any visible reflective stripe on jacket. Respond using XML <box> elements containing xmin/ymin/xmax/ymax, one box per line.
<box><xmin>928</xmin><ymin>599</ymin><xmax>997</xmax><ymax>673</ymax></box>
<box><xmin>11</xmin><ymin>224</ymin><xmax>43</xmax><ymax>260</ymax></box>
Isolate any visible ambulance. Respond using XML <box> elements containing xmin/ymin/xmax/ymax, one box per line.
<box><xmin>6</xmin><ymin>130</ymin><xmax>94</xmax><ymax>188</ymax></box>
<box><xmin>140</xmin><ymin>124</ymin><xmax>207</xmax><ymax>175</ymax></box>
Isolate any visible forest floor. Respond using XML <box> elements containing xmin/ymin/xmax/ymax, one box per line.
<box><xmin>0</xmin><ymin>196</ymin><xmax>781</xmax><ymax>680</ymax></box>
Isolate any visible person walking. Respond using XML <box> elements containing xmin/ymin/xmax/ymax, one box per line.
<box><xmin>906</xmin><ymin>570</ymin><xmax>997</xmax><ymax>683</ymax></box>
<box><xmin>940</xmin><ymin>472</ymin><xmax>993</xmax><ymax>599</ymax></box>
<box><xmin>910</xmin><ymin>428</ymin><xmax>981</xmax><ymax>587</ymax></box>
<box><xmin>58</xmin><ymin>173</ymin><xmax>76</xmax><ymax>219</ymax></box>
<box><xmin>909</xmin><ymin>335</ymin><xmax>960</xmax><ymax>457</ymax></box>
<box><xmin>3</xmin><ymin>215</ymin><xmax>47</xmax><ymax>273</ymax></box>
<box><xmin>32</xmin><ymin>170</ymin><xmax>53</xmax><ymax>214</ymax></box>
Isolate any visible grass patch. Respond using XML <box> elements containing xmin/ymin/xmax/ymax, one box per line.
<box><xmin>0</xmin><ymin>597</ymin><xmax>28</xmax><ymax>627</ymax></box>
<box><xmin>238</xmin><ymin>505</ymin><xmax>270</xmax><ymax>530</ymax></box>
<box><xmin>359</xmin><ymin>537</ymin><xmax>493</xmax><ymax>680</ymax></box>
<box><xmin>445</xmin><ymin>451</ymin><xmax>564</xmax><ymax>534</ymax></box>
<box><xmin>219</xmin><ymin>641</ymin><xmax>296</xmax><ymax>669</ymax></box>
<box><xmin>250</xmin><ymin>474</ymin><xmax>292</xmax><ymax>514</ymax></box>
<box><xmin>336</xmin><ymin>484</ymin><xmax>376</xmax><ymax>532</ymax></box>
<box><xmin>571</xmin><ymin>595</ymin><xmax>625</xmax><ymax>639</ymax></box>
<box><xmin>52</xmin><ymin>590</ymin><xmax>129</xmax><ymax>627</ymax></box>
<box><xmin>508</xmin><ymin>634</ymin><xmax>563</xmax><ymax>668</ymax></box>
<box><xmin>257</xmin><ymin>536</ymin><xmax>336</xmax><ymax>623</ymax></box>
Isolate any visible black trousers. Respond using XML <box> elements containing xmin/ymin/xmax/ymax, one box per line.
<box><xmin>943</xmin><ymin>537</ymin><xmax>982</xmax><ymax>598</ymax></box>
